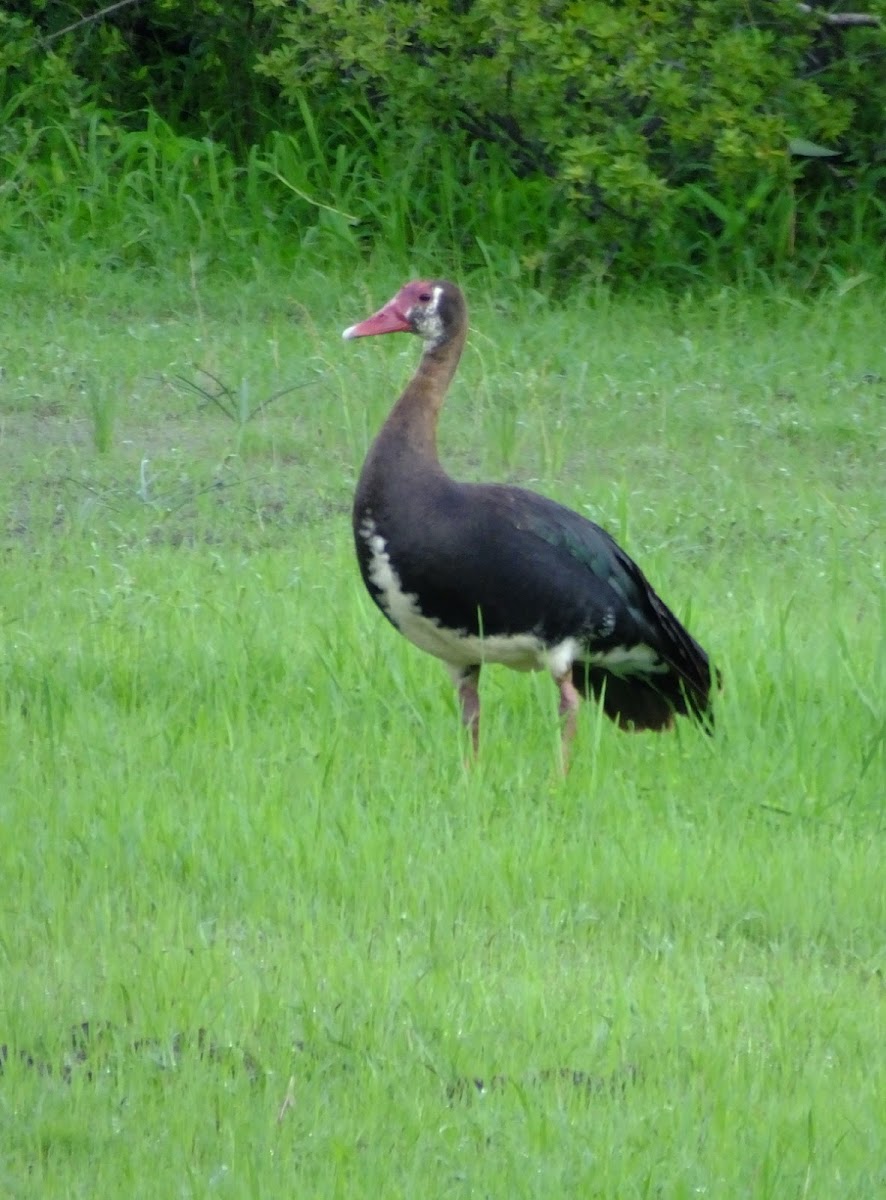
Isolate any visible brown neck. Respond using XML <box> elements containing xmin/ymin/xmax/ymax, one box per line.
<box><xmin>381</xmin><ymin>323</ymin><xmax>467</xmax><ymax>461</ymax></box>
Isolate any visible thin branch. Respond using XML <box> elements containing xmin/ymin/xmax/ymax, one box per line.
<box><xmin>259</xmin><ymin>165</ymin><xmax>361</xmax><ymax>225</ymax></box>
<box><xmin>241</xmin><ymin>381</ymin><xmax>313</xmax><ymax>423</ymax></box>
<box><xmin>175</xmin><ymin>372</ymin><xmax>238</xmax><ymax>422</ymax></box>
<box><xmin>175</xmin><ymin>372</ymin><xmax>313</xmax><ymax>424</ymax></box>
<box><xmin>797</xmin><ymin>4</ymin><xmax>880</xmax><ymax>26</ymax></box>
<box><xmin>40</xmin><ymin>0</ymin><xmax>146</xmax><ymax>45</ymax></box>
<box><xmin>61</xmin><ymin>475</ymin><xmax>130</xmax><ymax>514</ymax></box>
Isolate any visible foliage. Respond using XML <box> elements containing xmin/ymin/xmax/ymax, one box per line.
<box><xmin>257</xmin><ymin>0</ymin><xmax>886</xmax><ymax>277</ymax></box>
<box><xmin>1</xmin><ymin>1</ymin><xmax>885</xmax><ymax>282</ymax></box>
<box><xmin>0</xmin><ymin>86</ymin><xmax>546</xmax><ymax>286</ymax></box>
<box><xmin>0</xmin><ymin>12</ymin><xmax>101</xmax><ymax>164</ymax></box>
<box><xmin>1</xmin><ymin>1</ymin><xmax>280</xmax><ymax>147</ymax></box>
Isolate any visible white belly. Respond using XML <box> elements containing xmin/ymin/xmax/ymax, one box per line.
<box><xmin>359</xmin><ymin>519</ymin><xmax>665</xmax><ymax>679</ymax></box>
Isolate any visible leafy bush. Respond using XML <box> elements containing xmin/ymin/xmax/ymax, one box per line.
<box><xmin>0</xmin><ymin>9</ymin><xmax>541</xmax><ymax>283</ymax></box>
<box><xmin>1</xmin><ymin>12</ymin><xmax>110</xmax><ymax>240</ymax></box>
<box><xmin>2</xmin><ymin>0</ymin><xmax>884</xmax><ymax>282</ymax></box>
<box><xmin>256</xmin><ymin>0</ymin><xmax>886</xmax><ymax>279</ymax></box>
<box><xmin>2</xmin><ymin>2</ymin><xmax>281</xmax><ymax>147</ymax></box>
<box><xmin>1</xmin><ymin>12</ymin><xmax>100</xmax><ymax>153</ymax></box>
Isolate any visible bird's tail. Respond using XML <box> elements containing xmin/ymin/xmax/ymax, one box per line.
<box><xmin>572</xmin><ymin>585</ymin><xmax>719</xmax><ymax>734</ymax></box>
<box><xmin>573</xmin><ymin>661</ymin><xmax>717</xmax><ymax>732</ymax></box>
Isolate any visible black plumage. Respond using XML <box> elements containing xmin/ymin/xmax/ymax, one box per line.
<box><xmin>344</xmin><ymin>279</ymin><xmax>716</xmax><ymax>759</ymax></box>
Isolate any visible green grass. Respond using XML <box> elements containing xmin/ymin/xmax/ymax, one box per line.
<box><xmin>0</xmin><ymin>105</ymin><xmax>545</xmax><ymax>287</ymax></box>
<box><xmin>0</xmin><ymin>263</ymin><xmax>883</xmax><ymax>1198</ymax></box>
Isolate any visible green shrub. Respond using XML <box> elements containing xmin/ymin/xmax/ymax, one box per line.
<box><xmin>1</xmin><ymin>12</ymin><xmax>100</xmax><ymax>157</ymax></box>
<box><xmin>2</xmin><ymin>0</ymin><xmax>884</xmax><ymax>282</ymax></box>
<box><xmin>3</xmin><ymin>1</ymin><xmax>280</xmax><ymax>148</ymax></box>
<box><xmin>256</xmin><ymin>0</ymin><xmax>886</xmax><ymax>279</ymax></box>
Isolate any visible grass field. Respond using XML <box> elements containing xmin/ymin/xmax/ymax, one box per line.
<box><xmin>0</xmin><ymin>263</ymin><xmax>883</xmax><ymax>1198</ymax></box>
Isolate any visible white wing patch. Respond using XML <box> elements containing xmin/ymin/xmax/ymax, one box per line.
<box><xmin>596</xmin><ymin>607</ymin><xmax>617</xmax><ymax>638</ymax></box>
<box><xmin>587</xmin><ymin>642</ymin><xmax>667</xmax><ymax>674</ymax></box>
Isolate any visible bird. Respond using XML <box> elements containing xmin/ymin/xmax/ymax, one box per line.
<box><xmin>343</xmin><ymin>279</ymin><xmax>716</xmax><ymax>764</ymax></box>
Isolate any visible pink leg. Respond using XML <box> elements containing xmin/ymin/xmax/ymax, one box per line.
<box><xmin>556</xmin><ymin>671</ymin><xmax>581</xmax><ymax>771</ymax></box>
<box><xmin>454</xmin><ymin>665</ymin><xmax>481</xmax><ymax>755</ymax></box>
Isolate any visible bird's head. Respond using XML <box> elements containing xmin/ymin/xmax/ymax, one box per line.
<box><xmin>343</xmin><ymin>280</ymin><xmax>463</xmax><ymax>349</ymax></box>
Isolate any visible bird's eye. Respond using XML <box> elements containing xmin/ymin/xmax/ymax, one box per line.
<box><xmin>418</xmin><ymin>292</ymin><xmax>432</xmax><ymax>303</ymax></box>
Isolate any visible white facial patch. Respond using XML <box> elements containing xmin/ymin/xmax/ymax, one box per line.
<box><xmin>411</xmin><ymin>284</ymin><xmax>445</xmax><ymax>347</ymax></box>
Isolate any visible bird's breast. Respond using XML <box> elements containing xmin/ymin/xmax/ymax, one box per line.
<box><xmin>356</xmin><ymin>515</ymin><xmax>579</xmax><ymax>674</ymax></box>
